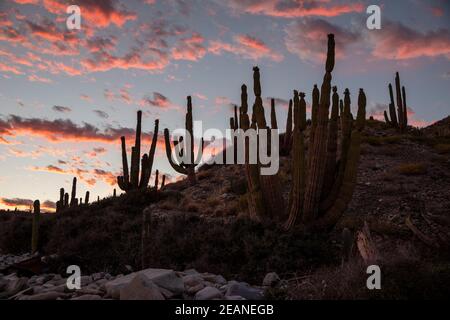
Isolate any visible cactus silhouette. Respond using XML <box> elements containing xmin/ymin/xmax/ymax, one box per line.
<box><xmin>229</xmin><ymin>34</ymin><xmax>366</xmax><ymax>230</ymax></box>
<box><xmin>164</xmin><ymin>96</ymin><xmax>204</xmax><ymax>185</ymax></box>
<box><xmin>384</xmin><ymin>72</ymin><xmax>408</xmax><ymax>132</ymax></box>
<box><xmin>70</xmin><ymin>177</ymin><xmax>77</xmax><ymax>207</ymax></box>
<box><xmin>31</xmin><ymin>200</ymin><xmax>40</xmax><ymax>253</ymax></box>
<box><xmin>117</xmin><ymin>110</ymin><xmax>159</xmax><ymax>192</ymax></box>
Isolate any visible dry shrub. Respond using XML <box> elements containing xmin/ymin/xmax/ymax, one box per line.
<box><xmin>434</xmin><ymin>143</ymin><xmax>450</xmax><ymax>154</ymax></box>
<box><xmin>287</xmin><ymin>247</ymin><xmax>450</xmax><ymax>299</ymax></box>
<box><xmin>363</xmin><ymin>135</ymin><xmax>402</xmax><ymax>146</ymax></box>
<box><xmin>396</xmin><ymin>162</ymin><xmax>427</xmax><ymax>175</ymax></box>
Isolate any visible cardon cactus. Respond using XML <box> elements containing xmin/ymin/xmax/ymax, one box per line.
<box><xmin>164</xmin><ymin>96</ymin><xmax>204</xmax><ymax>185</ymax></box>
<box><xmin>84</xmin><ymin>191</ymin><xmax>90</xmax><ymax>205</ymax></box>
<box><xmin>117</xmin><ymin>110</ymin><xmax>159</xmax><ymax>192</ymax></box>
<box><xmin>281</xmin><ymin>99</ymin><xmax>293</xmax><ymax>156</ymax></box>
<box><xmin>31</xmin><ymin>200</ymin><xmax>40</xmax><ymax>253</ymax></box>
<box><xmin>384</xmin><ymin>72</ymin><xmax>408</xmax><ymax>132</ymax></box>
<box><xmin>234</xmin><ymin>34</ymin><xmax>366</xmax><ymax>231</ymax></box>
<box><xmin>56</xmin><ymin>187</ymin><xmax>64</xmax><ymax>212</ymax></box>
<box><xmin>70</xmin><ymin>177</ymin><xmax>77</xmax><ymax>207</ymax></box>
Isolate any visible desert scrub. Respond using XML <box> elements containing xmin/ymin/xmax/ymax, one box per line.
<box><xmin>363</xmin><ymin>135</ymin><xmax>402</xmax><ymax>146</ymax></box>
<box><xmin>434</xmin><ymin>143</ymin><xmax>450</xmax><ymax>154</ymax></box>
<box><xmin>396</xmin><ymin>162</ymin><xmax>427</xmax><ymax>175</ymax></box>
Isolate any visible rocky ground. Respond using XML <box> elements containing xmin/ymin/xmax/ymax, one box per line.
<box><xmin>1</xmin><ymin>254</ymin><xmax>279</xmax><ymax>300</ymax></box>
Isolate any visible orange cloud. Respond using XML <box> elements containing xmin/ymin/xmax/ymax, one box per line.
<box><xmin>0</xmin><ymin>197</ymin><xmax>55</xmax><ymax>211</ymax></box>
<box><xmin>369</xmin><ymin>21</ymin><xmax>450</xmax><ymax>60</ymax></box>
<box><xmin>81</xmin><ymin>50</ymin><xmax>169</xmax><ymax>73</ymax></box>
<box><xmin>226</xmin><ymin>0</ymin><xmax>364</xmax><ymax>18</ymax></box>
<box><xmin>1</xmin><ymin>115</ymin><xmax>133</xmax><ymax>143</ymax></box>
<box><xmin>28</xmin><ymin>74</ymin><xmax>53</xmax><ymax>83</ymax></box>
<box><xmin>284</xmin><ymin>18</ymin><xmax>359</xmax><ymax>63</ymax></box>
<box><xmin>42</xmin><ymin>0</ymin><xmax>136</xmax><ymax>28</ymax></box>
<box><xmin>172</xmin><ymin>32</ymin><xmax>207</xmax><ymax>61</ymax></box>
<box><xmin>0</xmin><ymin>62</ymin><xmax>23</xmax><ymax>75</ymax></box>
<box><xmin>209</xmin><ymin>34</ymin><xmax>283</xmax><ymax>62</ymax></box>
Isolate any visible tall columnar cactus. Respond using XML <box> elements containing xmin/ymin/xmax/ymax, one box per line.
<box><xmin>302</xmin><ymin>34</ymin><xmax>335</xmax><ymax>223</ymax></box>
<box><xmin>56</xmin><ymin>187</ymin><xmax>64</xmax><ymax>212</ymax></box>
<box><xmin>64</xmin><ymin>193</ymin><xmax>69</xmax><ymax>208</ymax></box>
<box><xmin>70</xmin><ymin>177</ymin><xmax>77</xmax><ymax>207</ymax></box>
<box><xmin>161</xmin><ymin>174</ymin><xmax>166</xmax><ymax>189</ymax></box>
<box><xmin>117</xmin><ymin>111</ymin><xmax>159</xmax><ymax>192</ymax></box>
<box><xmin>164</xmin><ymin>96</ymin><xmax>204</xmax><ymax>185</ymax></box>
<box><xmin>270</xmin><ymin>98</ymin><xmax>278</xmax><ymax>129</ymax></box>
<box><xmin>237</xmin><ymin>34</ymin><xmax>366</xmax><ymax>231</ymax></box>
<box><xmin>281</xmin><ymin>99</ymin><xmax>293</xmax><ymax>156</ymax></box>
<box><xmin>251</xmin><ymin>67</ymin><xmax>285</xmax><ymax>219</ymax></box>
<box><xmin>285</xmin><ymin>91</ymin><xmax>306</xmax><ymax>229</ymax></box>
<box><xmin>384</xmin><ymin>72</ymin><xmax>408</xmax><ymax>132</ymax></box>
<box><xmin>84</xmin><ymin>191</ymin><xmax>90</xmax><ymax>205</ymax></box>
<box><xmin>322</xmin><ymin>86</ymin><xmax>340</xmax><ymax>199</ymax></box>
<box><xmin>31</xmin><ymin>200</ymin><xmax>40</xmax><ymax>253</ymax></box>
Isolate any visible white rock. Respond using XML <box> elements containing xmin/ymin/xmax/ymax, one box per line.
<box><xmin>187</xmin><ymin>283</ymin><xmax>205</xmax><ymax>295</ymax></box>
<box><xmin>119</xmin><ymin>274</ymin><xmax>164</xmax><ymax>300</ymax></box>
<box><xmin>183</xmin><ymin>274</ymin><xmax>203</xmax><ymax>287</ymax></box>
<box><xmin>71</xmin><ymin>294</ymin><xmax>102</xmax><ymax>300</ymax></box>
<box><xmin>225</xmin><ymin>282</ymin><xmax>264</xmax><ymax>300</ymax></box>
<box><xmin>262</xmin><ymin>272</ymin><xmax>280</xmax><ymax>287</ymax></box>
<box><xmin>19</xmin><ymin>291</ymin><xmax>69</xmax><ymax>300</ymax></box>
<box><xmin>194</xmin><ymin>286</ymin><xmax>223</xmax><ymax>300</ymax></box>
<box><xmin>225</xmin><ymin>295</ymin><xmax>246</xmax><ymax>300</ymax></box>
<box><xmin>105</xmin><ymin>268</ymin><xmax>183</xmax><ymax>299</ymax></box>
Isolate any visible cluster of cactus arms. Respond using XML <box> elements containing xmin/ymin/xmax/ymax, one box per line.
<box><xmin>31</xmin><ymin>200</ymin><xmax>40</xmax><ymax>253</ymax></box>
<box><xmin>152</xmin><ymin>169</ymin><xmax>166</xmax><ymax>192</ymax></box>
<box><xmin>234</xmin><ymin>70</ymin><xmax>284</xmax><ymax>219</ymax></box>
<box><xmin>164</xmin><ymin>96</ymin><xmax>204</xmax><ymax>185</ymax></box>
<box><xmin>55</xmin><ymin>177</ymin><xmax>91</xmax><ymax>212</ymax></box>
<box><xmin>384</xmin><ymin>72</ymin><xmax>408</xmax><ymax>132</ymax></box>
<box><xmin>117</xmin><ymin>110</ymin><xmax>160</xmax><ymax>192</ymax></box>
<box><xmin>233</xmin><ymin>34</ymin><xmax>366</xmax><ymax>230</ymax></box>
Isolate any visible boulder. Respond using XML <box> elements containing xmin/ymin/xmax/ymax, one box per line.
<box><xmin>19</xmin><ymin>291</ymin><xmax>69</xmax><ymax>300</ymax></box>
<box><xmin>80</xmin><ymin>275</ymin><xmax>93</xmax><ymax>286</ymax></box>
<box><xmin>262</xmin><ymin>272</ymin><xmax>280</xmax><ymax>287</ymax></box>
<box><xmin>0</xmin><ymin>277</ymin><xmax>28</xmax><ymax>298</ymax></box>
<box><xmin>202</xmin><ymin>274</ymin><xmax>227</xmax><ymax>285</ymax></box>
<box><xmin>105</xmin><ymin>268</ymin><xmax>183</xmax><ymax>299</ymax></box>
<box><xmin>194</xmin><ymin>286</ymin><xmax>223</xmax><ymax>300</ymax></box>
<box><xmin>119</xmin><ymin>274</ymin><xmax>164</xmax><ymax>300</ymax></box>
<box><xmin>225</xmin><ymin>282</ymin><xmax>264</xmax><ymax>300</ymax></box>
<box><xmin>71</xmin><ymin>294</ymin><xmax>103</xmax><ymax>300</ymax></box>
<box><xmin>182</xmin><ymin>274</ymin><xmax>203</xmax><ymax>287</ymax></box>
<box><xmin>187</xmin><ymin>283</ymin><xmax>205</xmax><ymax>295</ymax></box>
<box><xmin>225</xmin><ymin>295</ymin><xmax>246</xmax><ymax>300</ymax></box>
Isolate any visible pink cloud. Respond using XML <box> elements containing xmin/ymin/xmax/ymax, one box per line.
<box><xmin>28</xmin><ymin>74</ymin><xmax>53</xmax><ymax>83</ymax></box>
<box><xmin>284</xmin><ymin>19</ymin><xmax>359</xmax><ymax>63</ymax></box>
<box><xmin>209</xmin><ymin>34</ymin><xmax>283</xmax><ymax>62</ymax></box>
<box><xmin>0</xmin><ymin>62</ymin><xmax>23</xmax><ymax>75</ymax></box>
<box><xmin>368</xmin><ymin>21</ymin><xmax>450</xmax><ymax>60</ymax></box>
<box><xmin>225</xmin><ymin>0</ymin><xmax>364</xmax><ymax>18</ymax></box>
<box><xmin>42</xmin><ymin>0</ymin><xmax>136</xmax><ymax>28</ymax></box>
<box><xmin>171</xmin><ymin>32</ymin><xmax>207</xmax><ymax>61</ymax></box>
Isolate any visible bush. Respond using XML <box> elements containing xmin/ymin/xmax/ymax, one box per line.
<box><xmin>434</xmin><ymin>143</ymin><xmax>450</xmax><ymax>154</ymax></box>
<box><xmin>396</xmin><ymin>162</ymin><xmax>427</xmax><ymax>175</ymax></box>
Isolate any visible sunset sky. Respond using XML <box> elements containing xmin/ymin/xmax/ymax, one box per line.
<box><xmin>0</xmin><ymin>0</ymin><xmax>449</xmax><ymax>211</ymax></box>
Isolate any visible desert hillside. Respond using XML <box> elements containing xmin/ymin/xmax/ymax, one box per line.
<box><xmin>1</xmin><ymin>118</ymin><xmax>449</xmax><ymax>300</ymax></box>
